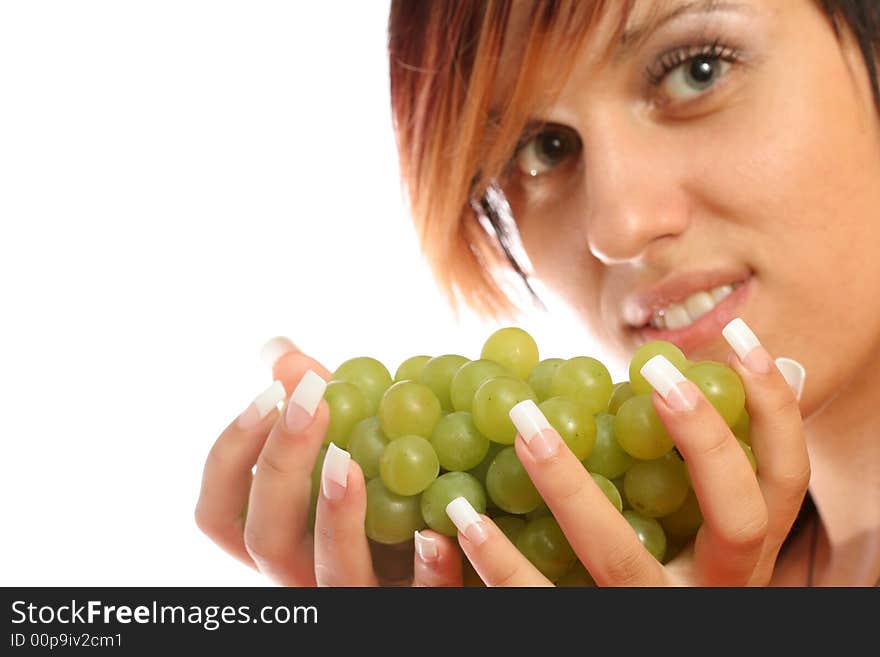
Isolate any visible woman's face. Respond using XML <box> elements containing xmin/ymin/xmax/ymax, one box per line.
<box><xmin>501</xmin><ymin>0</ymin><xmax>880</xmax><ymax>416</ymax></box>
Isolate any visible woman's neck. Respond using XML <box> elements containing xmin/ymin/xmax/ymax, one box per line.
<box><xmin>802</xmin><ymin>345</ymin><xmax>880</xmax><ymax>585</ymax></box>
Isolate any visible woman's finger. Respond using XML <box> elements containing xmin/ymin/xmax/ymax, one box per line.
<box><xmin>313</xmin><ymin>445</ymin><xmax>378</xmax><ymax>586</ymax></box>
<box><xmin>195</xmin><ymin>380</ymin><xmax>286</xmax><ymax>570</ymax></box>
<box><xmin>509</xmin><ymin>402</ymin><xmax>668</xmax><ymax>586</ymax></box>
<box><xmin>722</xmin><ymin>318</ymin><xmax>810</xmax><ymax>581</ymax></box>
<box><xmin>412</xmin><ymin>530</ymin><xmax>463</xmax><ymax>587</ymax></box>
<box><xmin>447</xmin><ymin>497</ymin><xmax>552</xmax><ymax>587</ymax></box>
<box><xmin>244</xmin><ymin>370</ymin><xmax>328</xmax><ymax>586</ymax></box>
<box><xmin>641</xmin><ymin>355</ymin><xmax>768</xmax><ymax>585</ymax></box>
<box><xmin>263</xmin><ymin>336</ymin><xmax>333</xmax><ymax>394</ymax></box>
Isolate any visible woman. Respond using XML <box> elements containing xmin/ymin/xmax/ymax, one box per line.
<box><xmin>195</xmin><ymin>0</ymin><xmax>880</xmax><ymax>586</ymax></box>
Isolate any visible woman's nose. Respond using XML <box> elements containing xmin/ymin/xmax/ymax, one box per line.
<box><xmin>580</xmin><ymin>115</ymin><xmax>692</xmax><ymax>267</ymax></box>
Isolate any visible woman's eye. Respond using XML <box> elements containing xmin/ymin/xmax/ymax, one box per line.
<box><xmin>514</xmin><ymin>126</ymin><xmax>581</xmax><ymax>178</ymax></box>
<box><xmin>662</xmin><ymin>55</ymin><xmax>731</xmax><ymax>101</ymax></box>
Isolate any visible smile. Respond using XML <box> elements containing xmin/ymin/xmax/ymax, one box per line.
<box><xmin>649</xmin><ymin>282</ymin><xmax>745</xmax><ymax>330</ymax></box>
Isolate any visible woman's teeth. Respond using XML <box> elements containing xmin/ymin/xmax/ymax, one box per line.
<box><xmin>649</xmin><ymin>283</ymin><xmax>741</xmax><ymax>330</ymax></box>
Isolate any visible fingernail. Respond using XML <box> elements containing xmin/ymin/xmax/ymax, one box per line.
<box><xmin>446</xmin><ymin>497</ymin><xmax>488</xmax><ymax>546</ymax></box>
<box><xmin>237</xmin><ymin>380</ymin><xmax>286</xmax><ymax>429</ymax></box>
<box><xmin>722</xmin><ymin>318</ymin><xmax>772</xmax><ymax>373</ymax></box>
<box><xmin>285</xmin><ymin>369</ymin><xmax>327</xmax><ymax>433</ymax></box>
<box><xmin>414</xmin><ymin>530</ymin><xmax>439</xmax><ymax>562</ymax></box>
<box><xmin>509</xmin><ymin>400</ymin><xmax>560</xmax><ymax>461</ymax></box>
<box><xmin>640</xmin><ymin>355</ymin><xmax>698</xmax><ymax>412</ymax></box>
<box><xmin>260</xmin><ymin>336</ymin><xmax>298</xmax><ymax>369</ymax></box>
<box><xmin>775</xmin><ymin>357</ymin><xmax>806</xmax><ymax>401</ymax></box>
<box><xmin>321</xmin><ymin>443</ymin><xmax>350</xmax><ymax>502</ymax></box>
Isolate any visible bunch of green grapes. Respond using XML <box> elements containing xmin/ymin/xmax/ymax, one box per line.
<box><xmin>314</xmin><ymin>329</ymin><xmax>753</xmax><ymax>586</ymax></box>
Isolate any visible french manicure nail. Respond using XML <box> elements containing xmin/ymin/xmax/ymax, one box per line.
<box><xmin>775</xmin><ymin>357</ymin><xmax>806</xmax><ymax>401</ymax></box>
<box><xmin>446</xmin><ymin>497</ymin><xmax>488</xmax><ymax>546</ymax></box>
<box><xmin>509</xmin><ymin>400</ymin><xmax>559</xmax><ymax>461</ymax></box>
<box><xmin>260</xmin><ymin>336</ymin><xmax>298</xmax><ymax>369</ymax></box>
<box><xmin>237</xmin><ymin>380</ymin><xmax>286</xmax><ymax>429</ymax></box>
<box><xmin>640</xmin><ymin>355</ymin><xmax>698</xmax><ymax>412</ymax></box>
<box><xmin>285</xmin><ymin>369</ymin><xmax>327</xmax><ymax>433</ymax></box>
<box><xmin>722</xmin><ymin>318</ymin><xmax>772</xmax><ymax>373</ymax></box>
<box><xmin>414</xmin><ymin>530</ymin><xmax>439</xmax><ymax>562</ymax></box>
<box><xmin>321</xmin><ymin>443</ymin><xmax>350</xmax><ymax>502</ymax></box>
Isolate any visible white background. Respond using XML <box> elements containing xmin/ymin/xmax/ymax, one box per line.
<box><xmin>0</xmin><ymin>1</ymin><xmax>613</xmax><ymax>585</ymax></box>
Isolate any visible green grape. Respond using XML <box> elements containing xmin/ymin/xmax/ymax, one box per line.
<box><xmin>347</xmin><ymin>416</ymin><xmax>389</xmax><ymax>480</ymax></box>
<box><xmin>420</xmin><ymin>472</ymin><xmax>486</xmax><ymax>536</ymax></box>
<box><xmin>629</xmin><ymin>341</ymin><xmax>689</xmax><ymax>395</ymax></box>
<box><xmin>394</xmin><ymin>355</ymin><xmax>432</xmax><ymax>383</ymax></box>
<box><xmin>515</xmin><ymin>516</ymin><xmax>577</xmax><ymax>582</ymax></box>
<box><xmin>623</xmin><ymin>453</ymin><xmax>690</xmax><ymax>518</ymax></box>
<box><xmin>623</xmin><ymin>510</ymin><xmax>667</xmax><ymax>562</ymax></box>
<box><xmin>557</xmin><ymin>561</ymin><xmax>596</xmax><ymax>587</ymax></box>
<box><xmin>323</xmin><ymin>381</ymin><xmax>370</xmax><ymax>448</ymax></box>
<box><xmin>429</xmin><ymin>411</ymin><xmax>490</xmax><ymax>471</ymax></box>
<box><xmin>332</xmin><ymin>356</ymin><xmax>392</xmax><ymax>415</ymax></box>
<box><xmin>308</xmin><ymin>445</ymin><xmax>328</xmax><ymax>531</ymax></box>
<box><xmin>364</xmin><ymin>478</ymin><xmax>425</xmax><ymax>545</ymax></box>
<box><xmin>591</xmin><ymin>472</ymin><xmax>623</xmax><ymax>513</ymax></box>
<box><xmin>419</xmin><ymin>354</ymin><xmax>470</xmax><ymax>412</ymax></box>
<box><xmin>583</xmin><ymin>412</ymin><xmax>635</xmax><ymax>480</ymax></box>
<box><xmin>732</xmin><ymin>409</ymin><xmax>751</xmax><ymax>445</ymax></box>
<box><xmin>379</xmin><ymin>435</ymin><xmax>439</xmax><ymax>496</ymax></box>
<box><xmin>607</xmin><ymin>381</ymin><xmax>635</xmax><ymax>414</ymax></box>
<box><xmin>472</xmin><ymin>376</ymin><xmax>537</xmax><ymax>444</ymax></box>
<box><xmin>486</xmin><ymin>446</ymin><xmax>542</xmax><ymax>514</ymax></box>
<box><xmin>450</xmin><ymin>359</ymin><xmax>510</xmax><ymax>413</ymax></box>
<box><xmin>612</xmin><ymin>475</ymin><xmax>631</xmax><ymax>510</ymax></box>
<box><xmin>739</xmin><ymin>439</ymin><xmax>757</xmax><ymax>473</ymax></box>
<box><xmin>539</xmin><ymin>396</ymin><xmax>597</xmax><ymax>461</ymax></box>
<box><xmin>378</xmin><ymin>380</ymin><xmax>442</xmax><ymax>439</ymax></box>
<box><xmin>681</xmin><ymin>457</ymin><xmax>693</xmax><ymax>488</ymax></box>
<box><xmin>549</xmin><ymin>356</ymin><xmax>613</xmax><ymax>415</ymax></box>
<box><xmin>527</xmin><ymin>358</ymin><xmax>565</xmax><ymax>402</ymax></box>
<box><xmin>481</xmin><ymin>326</ymin><xmax>540</xmax><ymax>380</ymax></box>
<box><xmin>526</xmin><ymin>502</ymin><xmax>552</xmax><ymax>520</ymax></box>
<box><xmin>310</xmin><ymin>445</ymin><xmax>328</xmax><ymax>500</ymax></box>
<box><xmin>660</xmin><ymin>489</ymin><xmax>703</xmax><ymax>540</ymax></box>
<box><xmin>494</xmin><ymin>515</ymin><xmax>527</xmax><ymax>544</ymax></box>
<box><xmin>685</xmin><ymin>361</ymin><xmax>746</xmax><ymax>427</ymax></box>
<box><xmin>614</xmin><ymin>394</ymin><xmax>674</xmax><ymax>460</ymax></box>
<box><xmin>468</xmin><ymin>441</ymin><xmax>503</xmax><ymax>485</ymax></box>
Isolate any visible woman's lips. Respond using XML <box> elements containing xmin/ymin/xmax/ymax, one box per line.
<box><xmin>634</xmin><ymin>277</ymin><xmax>752</xmax><ymax>356</ymax></box>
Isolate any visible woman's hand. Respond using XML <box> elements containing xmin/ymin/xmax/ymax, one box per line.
<box><xmin>194</xmin><ymin>339</ymin><xmax>463</xmax><ymax>586</ymax></box>
<box><xmin>448</xmin><ymin>318</ymin><xmax>809</xmax><ymax>587</ymax></box>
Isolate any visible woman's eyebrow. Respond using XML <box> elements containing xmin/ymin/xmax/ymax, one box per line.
<box><xmin>619</xmin><ymin>0</ymin><xmax>752</xmax><ymax>52</ymax></box>
<box><xmin>483</xmin><ymin>1</ymin><xmax>753</xmax><ymax>133</ymax></box>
